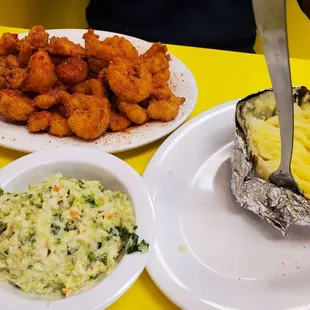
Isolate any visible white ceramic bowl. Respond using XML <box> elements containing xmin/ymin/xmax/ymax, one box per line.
<box><xmin>0</xmin><ymin>147</ymin><xmax>155</xmax><ymax>310</ymax></box>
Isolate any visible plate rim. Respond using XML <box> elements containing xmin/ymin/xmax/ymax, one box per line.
<box><xmin>0</xmin><ymin>28</ymin><xmax>198</xmax><ymax>154</ymax></box>
<box><xmin>143</xmin><ymin>100</ymin><xmax>238</xmax><ymax>310</ymax></box>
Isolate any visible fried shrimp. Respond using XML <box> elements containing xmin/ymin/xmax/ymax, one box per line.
<box><xmin>107</xmin><ymin>57</ymin><xmax>152</xmax><ymax>102</ymax></box>
<box><xmin>53</xmin><ymin>80</ymin><xmax>69</xmax><ymax>91</ymax></box>
<box><xmin>0</xmin><ymin>58</ymin><xmax>9</xmax><ymax>89</ymax></box>
<box><xmin>27</xmin><ymin>25</ymin><xmax>49</xmax><ymax>48</ymax></box>
<box><xmin>98</xmin><ymin>68</ymin><xmax>109</xmax><ymax>88</ymax></box>
<box><xmin>45</xmin><ymin>37</ymin><xmax>86</xmax><ymax>57</ymax></box>
<box><xmin>88</xmin><ymin>57</ymin><xmax>108</xmax><ymax>74</ymax></box>
<box><xmin>151</xmin><ymin>82</ymin><xmax>173</xmax><ymax>100</ymax></box>
<box><xmin>84</xmin><ymin>29</ymin><xmax>138</xmax><ymax>62</ymax></box>
<box><xmin>56</xmin><ymin>57</ymin><xmax>88</xmax><ymax>84</ymax></box>
<box><xmin>65</xmin><ymin>93</ymin><xmax>108</xmax><ymax>116</ymax></box>
<box><xmin>146</xmin><ymin>95</ymin><xmax>185</xmax><ymax>122</ymax></box>
<box><xmin>5</xmin><ymin>68</ymin><xmax>27</xmax><ymax>89</ymax></box>
<box><xmin>1</xmin><ymin>56</ymin><xmax>27</xmax><ymax>89</ymax></box>
<box><xmin>86</xmin><ymin>79</ymin><xmax>107</xmax><ymax>98</ymax></box>
<box><xmin>109</xmin><ymin>111</ymin><xmax>131</xmax><ymax>132</ymax></box>
<box><xmin>49</xmin><ymin>112</ymin><xmax>73</xmax><ymax>137</ymax></box>
<box><xmin>140</xmin><ymin>42</ymin><xmax>170</xmax><ymax>74</ymax></box>
<box><xmin>0</xmin><ymin>57</ymin><xmax>5</xmax><ymax>67</ymax></box>
<box><xmin>65</xmin><ymin>93</ymin><xmax>110</xmax><ymax>139</ymax></box>
<box><xmin>70</xmin><ymin>81</ymin><xmax>89</xmax><ymax>95</ymax></box>
<box><xmin>0</xmin><ymin>68</ymin><xmax>9</xmax><ymax>89</ymax></box>
<box><xmin>152</xmin><ymin>69</ymin><xmax>170</xmax><ymax>88</ymax></box>
<box><xmin>18</xmin><ymin>26</ymin><xmax>49</xmax><ymax>66</ymax></box>
<box><xmin>71</xmin><ymin>78</ymin><xmax>107</xmax><ymax>98</ymax></box>
<box><xmin>27</xmin><ymin>50</ymin><xmax>56</xmax><ymax>93</ymax></box>
<box><xmin>50</xmin><ymin>56</ymin><xmax>65</xmax><ymax>67</ymax></box>
<box><xmin>0</xmin><ymin>33</ymin><xmax>20</xmax><ymax>56</ymax></box>
<box><xmin>27</xmin><ymin>111</ymin><xmax>52</xmax><ymax>132</ymax></box>
<box><xmin>140</xmin><ymin>42</ymin><xmax>168</xmax><ymax>59</ymax></box>
<box><xmin>18</xmin><ymin>39</ymin><xmax>35</xmax><ymax>66</ymax></box>
<box><xmin>68</xmin><ymin>110</ymin><xmax>107</xmax><ymax>139</ymax></box>
<box><xmin>142</xmin><ymin>52</ymin><xmax>169</xmax><ymax>75</ymax></box>
<box><xmin>117</xmin><ymin>99</ymin><xmax>148</xmax><ymax>125</ymax></box>
<box><xmin>5</xmin><ymin>55</ymin><xmax>19</xmax><ymax>69</ymax></box>
<box><xmin>0</xmin><ymin>89</ymin><xmax>36</xmax><ymax>122</ymax></box>
<box><xmin>0</xmin><ymin>27</ymin><xmax>184</xmax><ymax>140</ymax></box>
<box><xmin>34</xmin><ymin>89</ymin><xmax>70</xmax><ymax>110</ymax></box>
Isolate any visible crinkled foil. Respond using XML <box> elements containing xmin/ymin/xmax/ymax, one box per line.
<box><xmin>230</xmin><ymin>88</ymin><xmax>310</xmax><ymax>236</ymax></box>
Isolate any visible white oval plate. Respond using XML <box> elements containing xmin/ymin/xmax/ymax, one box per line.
<box><xmin>143</xmin><ymin>100</ymin><xmax>310</xmax><ymax>310</ymax></box>
<box><xmin>0</xmin><ymin>29</ymin><xmax>198</xmax><ymax>154</ymax></box>
<box><xmin>0</xmin><ymin>147</ymin><xmax>155</xmax><ymax>310</ymax></box>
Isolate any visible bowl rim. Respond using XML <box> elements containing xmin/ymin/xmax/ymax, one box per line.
<box><xmin>0</xmin><ymin>146</ymin><xmax>155</xmax><ymax>310</ymax></box>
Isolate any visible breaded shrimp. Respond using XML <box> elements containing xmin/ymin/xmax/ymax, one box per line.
<box><xmin>18</xmin><ymin>26</ymin><xmax>49</xmax><ymax>67</ymax></box>
<box><xmin>146</xmin><ymin>95</ymin><xmax>185</xmax><ymax>122</ymax></box>
<box><xmin>140</xmin><ymin>42</ymin><xmax>170</xmax><ymax>74</ymax></box>
<box><xmin>0</xmin><ymin>57</ymin><xmax>8</xmax><ymax>88</ymax></box>
<box><xmin>65</xmin><ymin>93</ymin><xmax>108</xmax><ymax>116</ymax></box>
<box><xmin>109</xmin><ymin>111</ymin><xmax>131</xmax><ymax>132</ymax></box>
<box><xmin>56</xmin><ymin>57</ymin><xmax>88</xmax><ymax>85</ymax></box>
<box><xmin>68</xmin><ymin>110</ymin><xmax>106</xmax><ymax>139</ymax></box>
<box><xmin>5</xmin><ymin>55</ymin><xmax>19</xmax><ymax>69</ymax></box>
<box><xmin>27</xmin><ymin>25</ymin><xmax>49</xmax><ymax>48</ymax></box>
<box><xmin>152</xmin><ymin>69</ymin><xmax>170</xmax><ymax>88</ymax></box>
<box><xmin>117</xmin><ymin>99</ymin><xmax>148</xmax><ymax>125</ymax></box>
<box><xmin>0</xmin><ymin>57</ymin><xmax>9</xmax><ymax>89</ymax></box>
<box><xmin>0</xmin><ymin>68</ymin><xmax>9</xmax><ymax>89</ymax></box>
<box><xmin>70</xmin><ymin>81</ymin><xmax>89</xmax><ymax>95</ymax></box>
<box><xmin>0</xmin><ymin>56</ymin><xmax>27</xmax><ymax>89</ymax></box>
<box><xmin>45</xmin><ymin>37</ymin><xmax>86</xmax><ymax>57</ymax></box>
<box><xmin>107</xmin><ymin>57</ymin><xmax>152</xmax><ymax>102</ymax></box>
<box><xmin>66</xmin><ymin>93</ymin><xmax>110</xmax><ymax>139</ymax></box>
<box><xmin>140</xmin><ymin>42</ymin><xmax>168</xmax><ymax>59</ymax></box>
<box><xmin>0</xmin><ymin>33</ymin><xmax>20</xmax><ymax>56</ymax></box>
<box><xmin>83</xmin><ymin>29</ymin><xmax>138</xmax><ymax>62</ymax></box>
<box><xmin>88</xmin><ymin>57</ymin><xmax>108</xmax><ymax>74</ymax></box>
<box><xmin>0</xmin><ymin>57</ymin><xmax>5</xmax><ymax>67</ymax></box>
<box><xmin>142</xmin><ymin>52</ymin><xmax>169</xmax><ymax>75</ymax></box>
<box><xmin>27</xmin><ymin>111</ymin><xmax>52</xmax><ymax>132</ymax></box>
<box><xmin>34</xmin><ymin>89</ymin><xmax>70</xmax><ymax>109</ymax></box>
<box><xmin>49</xmin><ymin>112</ymin><xmax>73</xmax><ymax>137</ymax></box>
<box><xmin>71</xmin><ymin>79</ymin><xmax>107</xmax><ymax>98</ymax></box>
<box><xmin>86</xmin><ymin>79</ymin><xmax>107</xmax><ymax>98</ymax></box>
<box><xmin>27</xmin><ymin>50</ymin><xmax>56</xmax><ymax>93</ymax></box>
<box><xmin>50</xmin><ymin>56</ymin><xmax>65</xmax><ymax>67</ymax></box>
<box><xmin>151</xmin><ymin>82</ymin><xmax>173</xmax><ymax>100</ymax></box>
<box><xmin>52</xmin><ymin>80</ymin><xmax>69</xmax><ymax>91</ymax></box>
<box><xmin>5</xmin><ymin>68</ymin><xmax>27</xmax><ymax>89</ymax></box>
<box><xmin>98</xmin><ymin>68</ymin><xmax>109</xmax><ymax>88</ymax></box>
<box><xmin>18</xmin><ymin>39</ymin><xmax>35</xmax><ymax>66</ymax></box>
<box><xmin>0</xmin><ymin>89</ymin><xmax>36</xmax><ymax>121</ymax></box>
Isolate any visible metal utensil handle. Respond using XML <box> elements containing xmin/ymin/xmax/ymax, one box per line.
<box><xmin>252</xmin><ymin>0</ymin><xmax>294</xmax><ymax>174</ymax></box>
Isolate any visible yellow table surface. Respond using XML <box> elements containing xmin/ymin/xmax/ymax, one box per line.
<box><xmin>1</xmin><ymin>26</ymin><xmax>310</xmax><ymax>310</ymax></box>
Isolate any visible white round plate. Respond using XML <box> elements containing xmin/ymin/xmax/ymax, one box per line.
<box><xmin>143</xmin><ymin>100</ymin><xmax>310</xmax><ymax>310</ymax></box>
<box><xmin>0</xmin><ymin>29</ymin><xmax>197</xmax><ymax>154</ymax></box>
<box><xmin>0</xmin><ymin>147</ymin><xmax>155</xmax><ymax>310</ymax></box>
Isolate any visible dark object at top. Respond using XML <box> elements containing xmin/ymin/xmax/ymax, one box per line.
<box><xmin>86</xmin><ymin>0</ymin><xmax>257</xmax><ymax>53</ymax></box>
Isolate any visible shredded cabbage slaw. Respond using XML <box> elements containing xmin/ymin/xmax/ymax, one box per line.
<box><xmin>0</xmin><ymin>173</ymin><xmax>148</xmax><ymax>296</ymax></box>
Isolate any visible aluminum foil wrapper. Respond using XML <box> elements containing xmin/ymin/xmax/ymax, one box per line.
<box><xmin>230</xmin><ymin>87</ymin><xmax>310</xmax><ymax>236</ymax></box>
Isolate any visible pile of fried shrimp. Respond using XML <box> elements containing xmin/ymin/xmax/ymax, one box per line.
<box><xmin>0</xmin><ymin>26</ymin><xmax>185</xmax><ymax>140</ymax></box>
